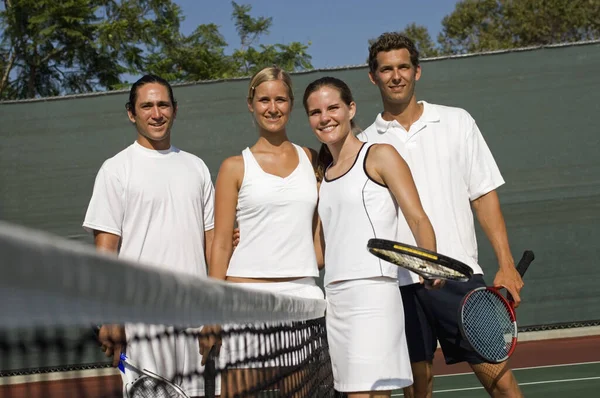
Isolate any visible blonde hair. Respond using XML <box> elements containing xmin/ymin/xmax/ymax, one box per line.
<box><xmin>247</xmin><ymin>66</ymin><xmax>294</xmax><ymax>103</ymax></box>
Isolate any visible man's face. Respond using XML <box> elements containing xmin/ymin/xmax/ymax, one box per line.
<box><xmin>369</xmin><ymin>48</ymin><xmax>421</xmax><ymax>106</ymax></box>
<box><xmin>127</xmin><ymin>83</ymin><xmax>176</xmax><ymax>148</ymax></box>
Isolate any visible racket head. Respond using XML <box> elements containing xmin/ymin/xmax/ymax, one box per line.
<box><xmin>459</xmin><ymin>286</ymin><xmax>518</xmax><ymax>364</ymax></box>
<box><xmin>367</xmin><ymin>238</ymin><xmax>473</xmax><ymax>282</ymax></box>
<box><xmin>122</xmin><ymin>354</ymin><xmax>189</xmax><ymax>398</ymax></box>
<box><xmin>129</xmin><ymin>376</ymin><xmax>187</xmax><ymax>398</ymax></box>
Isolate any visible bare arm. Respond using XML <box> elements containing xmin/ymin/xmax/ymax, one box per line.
<box><xmin>209</xmin><ymin>157</ymin><xmax>242</xmax><ymax>280</ymax></box>
<box><xmin>313</xmin><ymin>210</ymin><xmax>325</xmax><ymax>270</ymax></box>
<box><xmin>367</xmin><ymin>144</ymin><xmax>436</xmax><ymax>252</ymax></box>
<box><xmin>204</xmin><ymin>228</ymin><xmax>215</xmax><ymax>268</ymax></box>
<box><xmin>93</xmin><ymin>230</ymin><xmax>120</xmax><ymax>253</ymax></box>
<box><xmin>472</xmin><ymin>190</ymin><xmax>524</xmax><ymax>306</ymax></box>
<box><xmin>92</xmin><ymin>230</ymin><xmax>124</xmax><ymax>367</ymax></box>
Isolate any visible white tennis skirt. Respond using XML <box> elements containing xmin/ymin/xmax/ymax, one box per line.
<box><xmin>219</xmin><ymin>277</ymin><xmax>324</xmax><ymax>368</ymax></box>
<box><xmin>325</xmin><ymin>277</ymin><xmax>413</xmax><ymax>392</ymax></box>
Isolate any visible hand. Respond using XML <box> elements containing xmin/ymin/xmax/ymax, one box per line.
<box><xmin>97</xmin><ymin>324</ymin><xmax>126</xmax><ymax>367</ymax></box>
<box><xmin>199</xmin><ymin>324</ymin><xmax>222</xmax><ymax>365</ymax></box>
<box><xmin>493</xmin><ymin>266</ymin><xmax>524</xmax><ymax>307</ymax></box>
<box><xmin>232</xmin><ymin>228</ymin><xmax>240</xmax><ymax>249</ymax></box>
<box><xmin>420</xmin><ymin>276</ymin><xmax>445</xmax><ymax>290</ymax></box>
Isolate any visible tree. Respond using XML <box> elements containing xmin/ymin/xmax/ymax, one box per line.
<box><xmin>399</xmin><ymin>23</ymin><xmax>440</xmax><ymax>58</ymax></box>
<box><xmin>0</xmin><ymin>0</ymin><xmax>188</xmax><ymax>99</ymax></box>
<box><xmin>0</xmin><ymin>0</ymin><xmax>313</xmax><ymax>100</ymax></box>
<box><xmin>438</xmin><ymin>0</ymin><xmax>600</xmax><ymax>54</ymax></box>
<box><xmin>229</xmin><ymin>1</ymin><xmax>311</xmax><ymax>76</ymax></box>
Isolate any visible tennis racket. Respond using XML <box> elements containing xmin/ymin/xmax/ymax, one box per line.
<box><xmin>91</xmin><ymin>326</ymin><xmax>189</xmax><ymax>398</ymax></box>
<box><xmin>458</xmin><ymin>250</ymin><xmax>535</xmax><ymax>364</ymax></box>
<box><xmin>120</xmin><ymin>352</ymin><xmax>190</xmax><ymax>398</ymax></box>
<box><xmin>366</xmin><ymin>239</ymin><xmax>473</xmax><ymax>282</ymax></box>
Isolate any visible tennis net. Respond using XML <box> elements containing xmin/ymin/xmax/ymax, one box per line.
<box><xmin>0</xmin><ymin>221</ymin><xmax>335</xmax><ymax>397</ymax></box>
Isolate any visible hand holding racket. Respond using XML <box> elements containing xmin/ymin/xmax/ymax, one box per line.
<box><xmin>459</xmin><ymin>250</ymin><xmax>535</xmax><ymax>364</ymax></box>
<box><xmin>367</xmin><ymin>239</ymin><xmax>473</xmax><ymax>282</ymax></box>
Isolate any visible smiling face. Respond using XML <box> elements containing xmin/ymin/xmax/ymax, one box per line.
<box><xmin>305</xmin><ymin>85</ymin><xmax>356</xmax><ymax>146</ymax></box>
<box><xmin>369</xmin><ymin>48</ymin><xmax>421</xmax><ymax>107</ymax></box>
<box><xmin>247</xmin><ymin>79</ymin><xmax>292</xmax><ymax>135</ymax></box>
<box><xmin>127</xmin><ymin>82</ymin><xmax>177</xmax><ymax>150</ymax></box>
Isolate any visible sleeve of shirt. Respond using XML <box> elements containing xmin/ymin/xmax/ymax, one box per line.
<box><xmin>82</xmin><ymin>164</ymin><xmax>124</xmax><ymax>236</ymax></box>
<box><xmin>201</xmin><ymin>164</ymin><xmax>215</xmax><ymax>231</ymax></box>
<box><xmin>463</xmin><ymin>114</ymin><xmax>505</xmax><ymax>201</ymax></box>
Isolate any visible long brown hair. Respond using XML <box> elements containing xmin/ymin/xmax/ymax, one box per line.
<box><xmin>302</xmin><ymin>76</ymin><xmax>360</xmax><ymax>181</ymax></box>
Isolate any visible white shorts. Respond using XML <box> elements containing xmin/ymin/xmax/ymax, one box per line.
<box><xmin>325</xmin><ymin>277</ymin><xmax>412</xmax><ymax>392</ymax></box>
<box><xmin>123</xmin><ymin>323</ymin><xmax>221</xmax><ymax>397</ymax></box>
<box><xmin>220</xmin><ymin>277</ymin><xmax>324</xmax><ymax>369</ymax></box>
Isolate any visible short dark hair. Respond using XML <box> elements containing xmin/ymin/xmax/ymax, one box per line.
<box><xmin>368</xmin><ymin>32</ymin><xmax>420</xmax><ymax>73</ymax></box>
<box><xmin>125</xmin><ymin>75</ymin><xmax>177</xmax><ymax>115</ymax></box>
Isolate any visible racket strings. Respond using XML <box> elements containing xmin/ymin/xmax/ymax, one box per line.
<box><xmin>130</xmin><ymin>376</ymin><xmax>185</xmax><ymax>398</ymax></box>
<box><xmin>372</xmin><ymin>248</ymin><xmax>467</xmax><ymax>279</ymax></box>
<box><xmin>462</xmin><ymin>290</ymin><xmax>516</xmax><ymax>362</ymax></box>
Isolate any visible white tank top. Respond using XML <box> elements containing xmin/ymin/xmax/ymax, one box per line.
<box><xmin>226</xmin><ymin>144</ymin><xmax>320</xmax><ymax>278</ymax></box>
<box><xmin>318</xmin><ymin>143</ymin><xmax>399</xmax><ymax>286</ymax></box>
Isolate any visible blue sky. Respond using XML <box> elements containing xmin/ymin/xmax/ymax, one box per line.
<box><xmin>175</xmin><ymin>0</ymin><xmax>460</xmax><ymax>69</ymax></box>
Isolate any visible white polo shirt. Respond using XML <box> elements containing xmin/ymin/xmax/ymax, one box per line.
<box><xmin>357</xmin><ymin>101</ymin><xmax>505</xmax><ymax>285</ymax></box>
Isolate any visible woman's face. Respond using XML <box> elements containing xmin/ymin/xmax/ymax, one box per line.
<box><xmin>248</xmin><ymin>80</ymin><xmax>292</xmax><ymax>135</ymax></box>
<box><xmin>305</xmin><ymin>85</ymin><xmax>355</xmax><ymax>146</ymax></box>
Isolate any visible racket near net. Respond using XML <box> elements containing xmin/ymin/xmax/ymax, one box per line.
<box><xmin>367</xmin><ymin>238</ymin><xmax>473</xmax><ymax>282</ymax></box>
<box><xmin>120</xmin><ymin>352</ymin><xmax>190</xmax><ymax>398</ymax></box>
<box><xmin>91</xmin><ymin>326</ymin><xmax>189</xmax><ymax>397</ymax></box>
<box><xmin>458</xmin><ymin>250</ymin><xmax>535</xmax><ymax>364</ymax></box>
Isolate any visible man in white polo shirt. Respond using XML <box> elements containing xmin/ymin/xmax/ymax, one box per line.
<box><xmin>358</xmin><ymin>33</ymin><xmax>524</xmax><ymax>397</ymax></box>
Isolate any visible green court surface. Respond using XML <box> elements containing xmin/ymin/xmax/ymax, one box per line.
<box><xmin>391</xmin><ymin>362</ymin><xmax>600</xmax><ymax>397</ymax></box>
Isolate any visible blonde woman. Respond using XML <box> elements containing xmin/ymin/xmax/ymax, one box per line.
<box><xmin>203</xmin><ymin>67</ymin><xmax>324</xmax><ymax>396</ymax></box>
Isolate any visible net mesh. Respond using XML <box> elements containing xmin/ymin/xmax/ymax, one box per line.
<box><xmin>0</xmin><ymin>222</ymin><xmax>335</xmax><ymax>397</ymax></box>
<box><xmin>461</xmin><ymin>289</ymin><xmax>517</xmax><ymax>362</ymax></box>
<box><xmin>370</xmin><ymin>248</ymin><xmax>468</xmax><ymax>281</ymax></box>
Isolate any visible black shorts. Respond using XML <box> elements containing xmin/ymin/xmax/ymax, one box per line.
<box><xmin>400</xmin><ymin>275</ymin><xmax>487</xmax><ymax>365</ymax></box>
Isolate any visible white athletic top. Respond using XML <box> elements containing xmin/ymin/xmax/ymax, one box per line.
<box><xmin>226</xmin><ymin>144</ymin><xmax>319</xmax><ymax>278</ymax></box>
<box><xmin>318</xmin><ymin>143</ymin><xmax>399</xmax><ymax>286</ymax></box>
<box><xmin>83</xmin><ymin>141</ymin><xmax>215</xmax><ymax>277</ymax></box>
<box><xmin>358</xmin><ymin>101</ymin><xmax>505</xmax><ymax>285</ymax></box>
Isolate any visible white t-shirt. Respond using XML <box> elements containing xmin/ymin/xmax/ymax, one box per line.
<box><xmin>82</xmin><ymin>141</ymin><xmax>216</xmax><ymax>396</ymax></box>
<box><xmin>357</xmin><ymin>101</ymin><xmax>504</xmax><ymax>285</ymax></box>
<box><xmin>83</xmin><ymin>141</ymin><xmax>215</xmax><ymax>277</ymax></box>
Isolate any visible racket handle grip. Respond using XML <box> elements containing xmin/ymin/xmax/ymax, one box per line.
<box><xmin>203</xmin><ymin>346</ymin><xmax>217</xmax><ymax>398</ymax></box>
<box><xmin>516</xmin><ymin>250</ymin><xmax>535</xmax><ymax>277</ymax></box>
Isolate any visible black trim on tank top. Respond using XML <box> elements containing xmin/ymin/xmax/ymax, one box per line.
<box><xmin>361</xmin><ymin>178</ymin><xmax>385</xmax><ymax>276</ymax></box>
<box><xmin>323</xmin><ymin>142</ymin><xmax>367</xmax><ymax>182</ymax></box>
<box><xmin>363</xmin><ymin>144</ymin><xmax>388</xmax><ymax>188</ymax></box>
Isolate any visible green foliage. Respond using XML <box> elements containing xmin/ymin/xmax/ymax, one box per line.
<box><xmin>399</xmin><ymin>23</ymin><xmax>440</xmax><ymax>58</ymax></box>
<box><xmin>438</xmin><ymin>0</ymin><xmax>600</xmax><ymax>54</ymax></box>
<box><xmin>0</xmin><ymin>0</ymin><xmax>313</xmax><ymax>100</ymax></box>
<box><xmin>372</xmin><ymin>0</ymin><xmax>599</xmax><ymax>59</ymax></box>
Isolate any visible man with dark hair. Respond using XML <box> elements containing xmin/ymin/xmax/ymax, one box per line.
<box><xmin>83</xmin><ymin>74</ymin><xmax>216</xmax><ymax>397</ymax></box>
<box><xmin>358</xmin><ymin>33</ymin><xmax>524</xmax><ymax>397</ymax></box>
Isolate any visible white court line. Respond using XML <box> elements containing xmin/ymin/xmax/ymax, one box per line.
<box><xmin>392</xmin><ymin>376</ymin><xmax>600</xmax><ymax>396</ymax></box>
<box><xmin>434</xmin><ymin>360</ymin><xmax>600</xmax><ymax>378</ymax></box>
<box><xmin>430</xmin><ymin>376</ymin><xmax>600</xmax><ymax>395</ymax></box>
<box><xmin>0</xmin><ymin>368</ymin><xmax>119</xmax><ymax>385</ymax></box>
